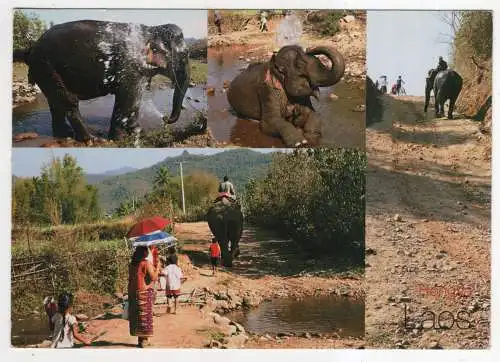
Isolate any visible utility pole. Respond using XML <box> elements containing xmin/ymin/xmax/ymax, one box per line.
<box><xmin>179</xmin><ymin>162</ymin><xmax>186</xmax><ymax>214</ymax></box>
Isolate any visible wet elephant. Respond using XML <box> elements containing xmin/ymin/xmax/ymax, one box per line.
<box><xmin>227</xmin><ymin>45</ymin><xmax>345</xmax><ymax>147</ymax></box>
<box><xmin>206</xmin><ymin>198</ymin><xmax>244</xmax><ymax>267</ymax></box>
<box><xmin>424</xmin><ymin>68</ymin><xmax>463</xmax><ymax>119</ymax></box>
<box><xmin>13</xmin><ymin>20</ymin><xmax>191</xmax><ymax>142</ymax></box>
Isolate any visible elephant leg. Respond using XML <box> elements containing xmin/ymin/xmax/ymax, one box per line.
<box><xmin>303</xmin><ymin>114</ymin><xmax>322</xmax><ymax>145</ymax></box>
<box><xmin>220</xmin><ymin>238</ymin><xmax>232</xmax><ymax>267</ymax></box>
<box><xmin>48</xmin><ymin>101</ymin><xmax>73</xmax><ymax>138</ymax></box>
<box><xmin>65</xmin><ymin>104</ymin><xmax>93</xmax><ymax>142</ymax></box>
<box><xmin>32</xmin><ymin>62</ymin><xmax>92</xmax><ymax>141</ymax></box>
<box><xmin>109</xmin><ymin>87</ymin><xmax>142</xmax><ymax>141</ymax></box>
<box><xmin>258</xmin><ymin>86</ymin><xmax>307</xmax><ymax>147</ymax></box>
<box><xmin>261</xmin><ymin>118</ymin><xmax>306</xmax><ymax>147</ymax></box>
<box><xmin>448</xmin><ymin>95</ymin><xmax>458</xmax><ymax>120</ymax></box>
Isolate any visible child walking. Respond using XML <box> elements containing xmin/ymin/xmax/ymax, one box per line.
<box><xmin>162</xmin><ymin>254</ymin><xmax>186</xmax><ymax>314</ymax></box>
<box><xmin>209</xmin><ymin>238</ymin><xmax>221</xmax><ymax>275</ymax></box>
<box><xmin>51</xmin><ymin>292</ymin><xmax>91</xmax><ymax>348</ymax></box>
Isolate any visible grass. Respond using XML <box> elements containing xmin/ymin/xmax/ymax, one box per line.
<box><xmin>12</xmin><ymin>59</ymin><xmax>206</xmax><ymax>86</ymax></box>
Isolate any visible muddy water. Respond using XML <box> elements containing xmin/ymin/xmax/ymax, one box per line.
<box><xmin>11</xmin><ymin>317</ymin><xmax>50</xmax><ymax>346</ymax></box>
<box><xmin>225</xmin><ymin>295</ymin><xmax>364</xmax><ymax>337</ymax></box>
<box><xmin>208</xmin><ymin>47</ymin><xmax>365</xmax><ymax>148</ymax></box>
<box><xmin>12</xmin><ymin>86</ymin><xmax>206</xmax><ymax>146</ymax></box>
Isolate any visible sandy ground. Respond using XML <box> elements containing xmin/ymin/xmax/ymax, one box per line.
<box><xmin>30</xmin><ymin>222</ymin><xmax>363</xmax><ymax>349</ymax></box>
<box><xmin>365</xmin><ymin>94</ymin><xmax>491</xmax><ymax>349</ymax></box>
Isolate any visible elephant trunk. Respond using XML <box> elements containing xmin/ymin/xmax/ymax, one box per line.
<box><xmin>306</xmin><ymin>46</ymin><xmax>345</xmax><ymax>87</ymax></box>
<box><xmin>166</xmin><ymin>46</ymin><xmax>190</xmax><ymax>124</ymax></box>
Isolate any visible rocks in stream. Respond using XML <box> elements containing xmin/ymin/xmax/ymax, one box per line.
<box><xmin>206</xmin><ymin>312</ymin><xmax>249</xmax><ymax>348</ymax></box>
<box><xmin>12</xmin><ymin>80</ymin><xmax>40</xmax><ymax>106</ymax></box>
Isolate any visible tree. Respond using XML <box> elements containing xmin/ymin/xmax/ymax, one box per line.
<box><xmin>13</xmin><ymin>10</ymin><xmax>47</xmax><ymax>51</ymax></box>
<box><xmin>12</xmin><ymin>154</ymin><xmax>101</xmax><ymax>225</ymax></box>
<box><xmin>153</xmin><ymin>166</ymin><xmax>172</xmax><ymax>198</ymax></box>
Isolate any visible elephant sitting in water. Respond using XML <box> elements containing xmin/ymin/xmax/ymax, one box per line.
<box><xmin>424</xmin><ymin>68</ymin><xmax>463</xmax><ymax>119</ymax></box>
<box><xmin>206</xmin><ymin>196</ymin><xmax>244</xmax><ymax>267</ymax></box>
<box><xmin>13</xmin><ymin>20</ymin><xmax>191</xmax><ymax>142</ymax></box>
<box><xmin>227</xmin><ymin>45</ymin><xmax>345</xmax><ymax>147</ymax></box>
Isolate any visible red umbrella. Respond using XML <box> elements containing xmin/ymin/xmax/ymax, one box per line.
<box><xmin>127</xmin><ymin>216</ymin><xmax>171</xmax><ymax>238</ymax></box>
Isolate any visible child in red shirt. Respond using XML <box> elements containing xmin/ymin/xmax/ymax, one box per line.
<box><xmin>209</xmin><ymin>238</ymin><xmax>221</xmax><ymax>275</ymax></box>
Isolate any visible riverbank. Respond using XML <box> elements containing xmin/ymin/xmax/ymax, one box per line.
<box><xmin>208</xmin><ymin>12</ymin><xmax>365</xmax><ymax>80</ymax></box>
<box><xmin>18</xmin><ymin>222</ymin><xmax>364</xmax><ymax>349</ymax></box>
<box><xmin>365</xmin><ymin>94</ymin><xmax>491</xmax><ymax>348</ymax></box>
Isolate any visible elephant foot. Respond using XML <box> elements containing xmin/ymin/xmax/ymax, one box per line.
<box><xmin>74</xmin><ymin>131</ymin><xmax>93</xmax><ymax>143</ymax></box>
<box><xmin>294</xmin><ymin>139</ymin><xmax>309</xmax><ymax>148</ymax></box>
<box><xmin>231</xmin><ymin>247</ymin><xmax>241</xmax><ymax>259</ymax></box>
<box><xmin>53</xmin><ymin>125</ymin><xmax>74</xmax><ymax>139</ymax></box>
<box><xmin>304</xmin><ymin>132</ymin><xmax>321</xmax><ymax>146</ymax></box>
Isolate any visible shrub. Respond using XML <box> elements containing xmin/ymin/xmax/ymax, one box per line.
<box><xmin>244</xmin><ymin>148</ymin><xmax>365</xmax><ymax>264</ymax></box>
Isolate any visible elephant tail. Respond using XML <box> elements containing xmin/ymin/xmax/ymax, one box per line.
<box><xmin>13</xmin><ymin>48</ymin><xmax>30</xmax><ymax>64</ymax></box>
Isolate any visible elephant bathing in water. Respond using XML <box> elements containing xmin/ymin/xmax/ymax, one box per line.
<box><xmin>227</xmin><ymin>45</ymin><xmax>345</xmax><ymax>147</ymax></box>
<box><xmin>13</xmin><ymin>20</ymin><xmax>191</xmax><ymax>142</ymax></box>
<box><xmin>206</xmin><ymin>197</ymin><xmax>244</xmax><ymax>267</ymax></box>
<box><xmin>424</xmin><ymin>68</ymin><xmax>463</xmax><ymax>119</ymax></box>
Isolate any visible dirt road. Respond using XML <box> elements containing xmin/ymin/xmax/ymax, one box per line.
<box><xmin>55</xmin><ymin>222</ymin><xmax>364</xmax><ymax>349</ymax></box>
<box><xmin>365</xmin><ymin>94</ymin><xmax>491</xmax><ymax>348</ymax></box>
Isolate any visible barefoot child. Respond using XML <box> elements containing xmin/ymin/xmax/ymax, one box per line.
<box><xmin>162</xmin><ymin>254</ymin><xmax>186</xmax><ymax>314</ymax></box>
<box><xmin>51</xmin><ymin>292</ymin><xmax>91</xmax><ymax>348</ymax></box>
<box><xmin>209</xmin><ymin>238</ymin><xmax>221</xmax><ymax>275</ymax></box>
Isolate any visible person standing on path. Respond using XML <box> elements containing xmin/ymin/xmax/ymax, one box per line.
<box><xmin>260</xmin><ymin>10</ymin><xmax>269</xmax><ymax>32</ymax></box>
<box><xmin>209</xmin><ymin>238</ymin><xmax>222</xmax><ymax>275</ymax></box>
<box><xmin>162</xmin><ymin>254</ymin><xmax>186</xmax><ymax>314</ymax></box>
<box><xmin>396</xmin><ymin>75</ymin><xmax>405</xmax><ymax>95</ymax></box>
<box><xmin>128</xmin><ymin>246</ymin><xmax>162</xmax><ymax>348</ymax></box>
<box><xmin>214</xmin><ymin>11</ymin><xmax>222</xmax><ymax>34</ymax></box>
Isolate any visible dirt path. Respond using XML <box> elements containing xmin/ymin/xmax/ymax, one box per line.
<box><xmin>73</xmin><ymin>222</ymin><xmax>364</xmax><ymax>349</ymax></box>
<box><xmin>365</xmin><ymin>94</ymin><xmax>491</xmax><ymax>349</ymax></box>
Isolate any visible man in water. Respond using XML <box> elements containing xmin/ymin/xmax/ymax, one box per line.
<box><xmin>219</xmin><ymin>176</ymin><xmax>236</xmax><ymax>199</ymax></box>
<box><xmin>214</xmin><ymin>11</ymin><xmax>222</xmax><ymax>34</ymax></box>
<box><xmin>437</xmin><ymin>56</ymin><xmax>448</xmax><ymax>72</ymax></box>
<box><xmin>396</xmin><ymin>75</ymin><xmax>405</xmax><ymax>95</ymax></box>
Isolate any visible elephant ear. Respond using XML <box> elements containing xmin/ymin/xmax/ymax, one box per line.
<box><xmin>268</xmin><ymin>55</ymin><xmax>286</xmax><ymax>87</ymax></box>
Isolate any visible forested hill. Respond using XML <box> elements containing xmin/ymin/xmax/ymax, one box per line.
<box><xmin>93</xmin><ymin>149</ymin><xmax>276</xmax><ymax>212</ymax></box>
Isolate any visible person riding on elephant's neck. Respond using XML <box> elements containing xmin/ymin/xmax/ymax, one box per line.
<box><xmin>219</xmin><ymin>176</ymin><xmax>236</xmax><ymax>199</ymax></box>
<box><xmin>437</xmin><ymin>56</ymin><xmax>448</xmax><ymax>72</ymax></box>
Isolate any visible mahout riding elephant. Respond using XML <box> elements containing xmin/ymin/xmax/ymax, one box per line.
<box><xmin>206</xmin><ymin>196</ymin><xmax>244</xmax><ymax>267</ymax></box>
<box><xmin>227</xmin><ymin>45</ymin><xmax>345</xmax><ymax>147</ymax></box>
<box><xmin>424</xmin><ymin>68</ymin><xmax>463</xmax><ymax>119</ymax></box>
<box><xmin>13</xmin><ymin>20</ymin><xmax>191</xmax><ymax>142</ymax></box>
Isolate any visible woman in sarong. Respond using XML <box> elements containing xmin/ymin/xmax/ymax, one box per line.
<box><xmin>128</xmin><ymin>246</ymin><xmax>162</xmax><ymax>348</ymax></box>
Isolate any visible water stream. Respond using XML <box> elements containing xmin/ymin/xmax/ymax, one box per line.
<box><xmin>225</xmin><ymin>295</ymin><xmax>365</xmax><ymax>337</ymax></box>
<box><xmin>12</xmin><ymin>86</ymin><xmax>207</xmax><ymax>146</ymax></box>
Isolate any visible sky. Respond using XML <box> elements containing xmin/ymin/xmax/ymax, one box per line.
<box><xmin>12</xmin><ymin>148</ymin><xmax>283</xmax><ymax>177</ymax></box>
<box><xmin>367</xmin><ymin>11</ymin><xmax>454</xmax><ymax>96</ymax></box>
<box><xmin>20</xmin><ymin>9</ymin><xmax>207</xmax><ymax>38</ymax></box>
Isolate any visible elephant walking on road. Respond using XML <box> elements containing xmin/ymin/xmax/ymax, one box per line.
<box><xmin>424</xmin><ymin>68</ymin><xmax>463</xmax><ymax>119</ymax></box>
<box><xmin>227</xmin><ymin>45</ymin><xmax>345</xmax><ymax>147</ymax></box>
<box><xmin>206</xmin><ymin>197</ymin><xmax>244</xmax><ymax>267</ymax></box>
<box><xmin>13</xmin><ymin>20</ymin><xmax>191</xmax><ymax>142</ymax></box>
